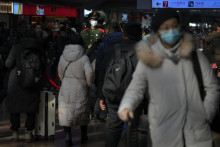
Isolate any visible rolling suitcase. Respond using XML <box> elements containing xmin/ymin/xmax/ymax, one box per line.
<box><xmin>34</xmin><ymin>91</ymin><xmax>56</xmax><ymax>140</ymax></box>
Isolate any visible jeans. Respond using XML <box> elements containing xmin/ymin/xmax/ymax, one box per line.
<box><xmin>105</xmin><ymin>107</ymin><xmax>139</xmax><ymax>147</ymax></box>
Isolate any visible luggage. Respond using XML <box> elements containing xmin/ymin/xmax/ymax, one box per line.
<box><xmin>34</xmin><ymin>91</ymin><xmax>56</xmax><ymax>140</ymax></box>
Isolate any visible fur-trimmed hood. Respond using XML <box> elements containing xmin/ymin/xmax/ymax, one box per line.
<box><xmin>136</xmin><ymin>33</ymin><xmax>195</xmax><ymax>68</ymax></box>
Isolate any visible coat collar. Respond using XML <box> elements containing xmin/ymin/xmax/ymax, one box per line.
<box><xmin>136</xmin><ymin>33</ymin><xmax>195</xmax><ymax>68</ymax></box>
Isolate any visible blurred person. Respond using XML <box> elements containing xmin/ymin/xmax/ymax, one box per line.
<box><xmin>96</xmin><ymin>11</ymin><xmax>106</xmax><ymax>30</ymax></box>
<box><xmin>118</xmin><ymin>8</ymin><xmax>219</xmax><ymax>147</ymax></box>
<box><xmin>54</xmin><ymin>27</ymin><xmax>69</xmax><ymax>60</ymax></box>
<box><xmin>34</xmin><ymin>23</ymin><xmax>49</xmax><ymax>56</ymax></box>
<box><xmin>66</xmin><ymin>21</ymin><xmax>76</xmax><ymax>36</ymax></box>
<box><xmin>5</xmin><ymin>21</ymin><xmax>42</xmax><ymax>143</ymax></box>
<box><xmin>0</xmin><ymin>28</ymin><xmax>17</xmax><ymax>103</ymax></box>
<box><xmin>42</xmin><ymin>23</ymin><xmax>53</xmax><ymax>42</ymax></box>
<box><xmin>0</xmin><ymin>21</ymin><xmax>9</xmax><ymax>45</ymax></box>
<box><xmin>59</xmin><ymin>22</ymin><xmax>66</xmax><ymax>30</ymax></box>
<box><xmin>101</xmin><ymin>21</ymin><xmax>142</xmax><ymax>147</ymax></box>
<box><xmin>203</xmin><ymin>22</ymin><xmax>220</xmax><ymax>78</ymax></box>
<box><xmin>92</xmin><ymin>22</ymin><xmax>123</xmax><ymax>122</ymax></box>
<box><xmin>58</xmin><ymin>34</ymin><xmax>93</xmax><ymax>146</ymax></box>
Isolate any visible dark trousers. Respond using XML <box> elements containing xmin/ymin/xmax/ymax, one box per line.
<box><xmin>81</xmin><ymin>125</ymin><xmax>87</xmax><ymax>136</ymax></box>
<box><xmin>10</xmin><ymin>113</ymin><xmax>36</xmax><ymax>131</ymax></box>
<box><xmin>105</xmin><ymin>107</ymin><xmax>139</xmax><ymax>147</ymax></box>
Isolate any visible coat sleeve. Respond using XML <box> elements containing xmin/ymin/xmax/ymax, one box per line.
<box><xmin>5</xmin><ymin>46</ymin><xmax>16</xmax><ymax>69</ymax></box>
<box><xmin>83</xmin><ymin>55</ymin><xmax>93</xmax><ymax>87</ymax></box>
<box><xmin>198</xmin><ymin>51</ymin><xmax>220</xmax><ymax>123</ymax></box>
<box><xmin>118</xmin><ymin>61</ymin><xmax>148</xmax><ymax>114</ymax></box>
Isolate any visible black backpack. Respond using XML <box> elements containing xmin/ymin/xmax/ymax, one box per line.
<box><xmin>16</xmin><ymin>45</ymin><xmax>42</xmax><ymax>89</ymax></box>
<box><xmin>102</xmin><ymin>45</ymin><xmax>137</xmax><ymax>104</ymax></box>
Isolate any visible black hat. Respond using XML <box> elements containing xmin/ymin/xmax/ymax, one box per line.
<box><xmin>88</xmin><ymin>11</ymin><xmax>100</xmax><ymax>20</ymax></box>
<box><xmin>123</xmin><ymin>21</ymin><xmax>142</xmax><ymax>41</ymax></box>
<box><xmin>151</xmin><ymin>8</ymin><xmax>180</xmax><ymax>33</ymax></box>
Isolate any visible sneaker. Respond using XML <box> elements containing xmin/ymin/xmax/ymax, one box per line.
<box><xmin>11</xmin><ymin>131</ymin><xmax>19</xmax><ymax>142</ymax></box>
<box><xmin>25</xmin><ymin>130</ymin><xmax>33</xmax><ymax>143</ymax></box>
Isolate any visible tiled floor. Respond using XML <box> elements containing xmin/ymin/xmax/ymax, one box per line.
<box><xmin>0</xmin><ymin>100</ymin><xmax>220</xmax><ymax>147</ymax></box>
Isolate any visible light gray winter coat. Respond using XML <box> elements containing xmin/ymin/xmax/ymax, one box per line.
<box><xmin>118</xmin><ymin>34</ymin><xmax>219</xmax><ymax>147</ymax></box>
<box><xmin>58</xmin><ymin>44</ymin><xmax>93</xmax><ymax>126</ymax></box>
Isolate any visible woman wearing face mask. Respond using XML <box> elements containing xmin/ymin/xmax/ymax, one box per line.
<box><xmin>118</xmin><ymin>8</ymin><xmax>219</xmax><ymax>147</ymax></box>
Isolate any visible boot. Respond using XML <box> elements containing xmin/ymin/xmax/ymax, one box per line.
<box><xmin>63</xmin><ymin>126</ymin><xmax>73</xmax><ymax>146</ymax></box>
<box><xmin>11</xmin><ymin>131</ymin><xmax>19</xmax><ymax>142</ymax></box>
<box><xmin>81</xmin><ymin>125</ymin><xmax>88</xmax><ymax>143</ymax></box>
<box><xmin>25</xmin><ymin>130</ymin><xmax>32</xmax><ymax>143</ymax></box>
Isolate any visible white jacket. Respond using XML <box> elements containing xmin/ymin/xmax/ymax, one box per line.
<box><xmin>118</xmin><ymin>34</ymin><xmax>219</xmax><ymax>147</ymax></box>
<box><xmin>58</xmin><ymin>44</ymin><xmax>93</xmax><ymax>126</ymax></box>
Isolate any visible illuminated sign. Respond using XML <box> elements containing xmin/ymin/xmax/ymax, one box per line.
<box><xmin>152</xmin><ymin>0</ymin><xmax>220</xmax><ymax>8</ymax></box>
<box><xmin>13</xmin><ymin>3</ymin><xmax>77</xmax><ymax>17</ymax></box>
<box><xmin>84</xmin><ymin>9</ymin><xmax>92</xmax><ymax>17</ymax></box>
<box><xmin>13</xmin><ymin>3</ymin><xmax>23</xmax><ymax>14</ymax></box>
<box><xmin>36</xmin><ymin>6</ymin><xmax>44</xmax><ymax>15</ymax></box>
<box><xmin>0</xmin><ymin>2</ymin><xmax>13</xmax><ymax>13</ymax></box>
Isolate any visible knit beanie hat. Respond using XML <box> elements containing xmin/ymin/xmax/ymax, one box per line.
<box><xmin>123</xmin><ymin>21</ymin><xmax>142</xmax><ymax>41</ymax></box>
<box><xmin>151</xmin><ymin>8</ymin><xmax>180</xmax><ymax>33</ymax></box>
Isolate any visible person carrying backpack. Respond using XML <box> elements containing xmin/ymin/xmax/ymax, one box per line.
<box><xmin>118</xmin><ymin>8</ymin><xmax>219</xmax><ymax>147</ymax></box>
<box><xmin>100</xmin><ymin>21</ymin><xmax>142</xmax><ymax>147</ymax></box>
<box><xmin>5</xmin><ymin>21</ymin><xmax>42</xmax><ymax>143</ymax></box>
<box><xmin>91</xmin><ymin>22</ymin><xmax>123</xmax><ymax>122</ymax></box>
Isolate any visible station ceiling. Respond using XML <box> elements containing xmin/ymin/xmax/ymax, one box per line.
<box><xmin>3</xmin><ymin>0</ymin><xmax>137</xmax><ymax>9</ymax></box>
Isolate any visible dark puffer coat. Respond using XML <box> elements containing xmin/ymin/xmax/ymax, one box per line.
<box><xmin>5</xmin><ymin>38</ymin><xmax>41</xmax><ymax>113</ymax></box>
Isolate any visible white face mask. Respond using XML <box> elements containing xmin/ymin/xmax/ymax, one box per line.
<box><xmin>91</xmin><ymin>21</ymin><xmax>98</xmax><ymax>27</ymax></box>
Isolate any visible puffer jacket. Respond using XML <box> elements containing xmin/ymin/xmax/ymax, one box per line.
<box><xmin>5</xmin><ymin>38</ymin><xmax>41</xmax><ymax>113</ymax></box>
<box><xmin>118</xmin><ymin>34</ymin><xmax>219</xmax><ymax>147</ymax></box>
<box><xmin>58</xmin><ymin>44</ymin><xmax>93</xmax><ymax>126</ymax></box>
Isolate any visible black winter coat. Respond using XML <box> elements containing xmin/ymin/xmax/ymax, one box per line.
<box><xmin>98</xmin><ymin>39</ymin><xmax>138</xmax><ymax>108</ymax></box>
<box><xmin>5</xmin><ymin>38</ymin><xmax>41</xmax><ymax>113</ymax></box>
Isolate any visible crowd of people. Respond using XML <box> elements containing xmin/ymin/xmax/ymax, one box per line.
<box><xmin>0</xmin><ymin>8</ymin><xmax>219</xmax><ymax>147</ymax></box>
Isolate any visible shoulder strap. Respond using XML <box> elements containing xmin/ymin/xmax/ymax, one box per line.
<box><xmin>62</xmin><ymin>61</ymin><xmax>72</xmax><ymax>79</ymax></box>
<box><xmin>192</xmin><ymin>50</ymin><xmax>206</xmax><ymax>101</ymax></box>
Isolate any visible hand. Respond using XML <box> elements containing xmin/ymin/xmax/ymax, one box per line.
<box><xmin>118</xmin><ymin>108</ymin><xmax>134</xmax><ymax>122</ymax></box>
<box><xmin>218</xmin><ymin>72</ymin><xmax>220</xmax><ymax>78</ymax></box>
<box><xmin>100</xmin><ymin>100</ymin><xmax>106</xmax><ymax>111</ymax></box>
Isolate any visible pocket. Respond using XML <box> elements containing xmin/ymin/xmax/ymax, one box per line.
<box><xmin>193</xmin><ymin>124</ymin><xmax>212</xmax><ymax>141</ymax></box>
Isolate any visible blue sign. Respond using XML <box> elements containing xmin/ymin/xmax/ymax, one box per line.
<box><xmin>152</xmin><ymin>0</ymin><xmax>220</xmax><ymax>8</ymax></box>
